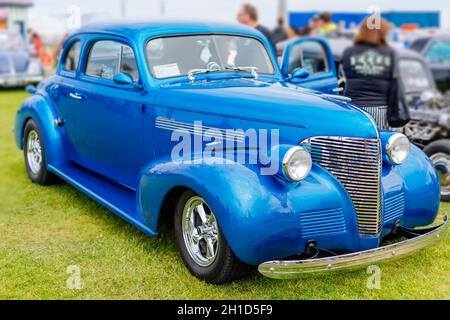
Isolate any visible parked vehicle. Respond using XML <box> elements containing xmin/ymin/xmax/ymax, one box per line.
<box><xmin>409</xmin><ymin>33</ymin><xmax>450</xmax><ymax>94</ymax></box>
<box><xmin>0</xmin><ymin>31</ymin><xmax>44</xmax><ymax>88</ymax></box>
<box><xmin>15</xmin><ymin>22</ymin><xmax>446</xmax><ymax>283</ymax></box>
<box><xmin>307</xmin><ymin>37</ymin><xmax>450</xmax><ymax>201</ymax></box>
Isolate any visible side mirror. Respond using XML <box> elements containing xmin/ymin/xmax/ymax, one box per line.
<box><xmin>113</xmin><ymin>72</ymin><xmax>134</xmax><ymax>86</ymax></box>
<box><xmin>26</xmin><ymin>85</ymin><xmax>37</xmax><ymax>95</ymax></box>
<box><xmin>289</xmin><ymin>67</ymin><xmax>310</xmax><ymax>80</ymax></box>
<box><xmin>113</xmin><ymin>72</ymin><xmax>143</xmax><ymax>90</ymax></box>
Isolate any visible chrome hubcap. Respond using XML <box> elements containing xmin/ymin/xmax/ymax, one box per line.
<box><xmin>182</xmin><ymin>196</ymin><xmax>219</xmax><ymax>267</ymax></box>
<box><xmin>26</xmin><ymin>130</ymin><xmax>42</xmax><ymax>174</ymax></box>
<box><xmin>430</xmin><ymin>152</ymin><xmax>450</xmax><ymax>197</ymax></box>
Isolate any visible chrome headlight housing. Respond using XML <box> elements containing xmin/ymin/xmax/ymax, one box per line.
<box><xmin>386</xmin><ymin>133</ymin><xmax>410</xmax><ymax>165</ymax></box>
<box><xmin>282</xmin><ymin>146</ymin><xmax>312</xmax><ymax>181</ymax></box>
<box><xmin>438</xmin><ymin>112</ymin><xmax>450</xmax><ymax>129</ymax></box>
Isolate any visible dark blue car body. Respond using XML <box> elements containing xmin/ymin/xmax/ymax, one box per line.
<box><xmin>14</xmin><ymin>21</ymin><xmax>441</xmax><ymax>277</ymax></box>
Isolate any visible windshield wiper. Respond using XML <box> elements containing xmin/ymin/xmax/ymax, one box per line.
<box><xmin>187</xmin><ymin>68</ymin><xmax>222</xmax><ymax>81</ymax></box>
<box><xmin>225</xmin><ymin>66</ymin><xmax>258</xmax><ymax>79</ymax></box>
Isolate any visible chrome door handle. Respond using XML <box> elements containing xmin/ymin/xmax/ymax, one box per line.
<box><xmin>69</xmin><ymin>92</ymin><xmax>83</xmax><ymax>100</ymax></box>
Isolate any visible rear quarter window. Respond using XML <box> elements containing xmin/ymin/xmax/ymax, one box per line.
<box><xmin>63</xmin><ymin>41</ymin><xmax>81</xmax><ymax>72</ymax></box>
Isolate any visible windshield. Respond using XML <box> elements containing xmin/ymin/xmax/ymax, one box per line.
<box><xmin>399</xmin><ymin>59</ymin><xmax>431</xmax><ymax>92</ymax></box>
<box><xmin>0</xmin><ymin>32</ymin><xmax>26</xmax><ymax>50</ymax></box>
<box><xmin>146</xmin><ymin>34</ymin><xmax>275</xmax><ymax>79</ymax></box>
<box><xmin>425</xmin><ymin>40</ymin><xmax>450</xmax><ymax>65</ymax></box>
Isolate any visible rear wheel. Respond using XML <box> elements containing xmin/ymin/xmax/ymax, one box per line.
<box><xmin>424</xmin><ymin>139</ymin><xmax>450</xmax><ymax>202</ymax></box>
<box><xmin>174</xmin><ymin>190</ymin><xmax>252</xmax><ymax>284</ymax></box>
<box><xmin>23</xmin><ymin>119</ymin><xmax>58</xmax><ymax>185</ymax></box>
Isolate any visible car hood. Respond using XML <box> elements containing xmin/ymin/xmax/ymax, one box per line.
<box><xmin>154</xmin><ymin>77</ymin><xmax>377</xmax><ymax>144</ymax></box>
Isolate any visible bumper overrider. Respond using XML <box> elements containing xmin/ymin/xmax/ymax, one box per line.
<box><xmin>259</xmin><ymin>216</ymin><xmax>448</xmax><ymax>279</ymax></box>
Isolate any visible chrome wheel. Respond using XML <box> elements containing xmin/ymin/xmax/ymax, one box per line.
<box><xmin>182</xmin><ymin>196</ymin><xmax>219</xmax><ymax>267</ymax></box>
<box><xmin>430</xmin><ymin>152</ymin><xmax>450</xmax><ymax>198</ymax></box>
<box><xmin>26</xmin><ymin>130</ymin><xmax>42</xmax><ymax>174</ymax></box>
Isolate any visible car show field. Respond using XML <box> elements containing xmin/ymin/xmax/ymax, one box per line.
<box><xmin>1</xmin><ymin>89</ymin><xmax>449</xmax><ymax>299</ymax></box>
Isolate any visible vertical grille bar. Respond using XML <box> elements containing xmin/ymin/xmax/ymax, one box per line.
<box><xmin>302</xmin><ymin>136</ymin><xmax>382</xmax><ymax>236</ymax></box>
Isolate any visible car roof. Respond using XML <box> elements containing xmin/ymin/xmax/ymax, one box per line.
<box><xmin>75</xmin><ymin>19</ymin><xmax>265</xmax><ymax>42</ymax></box>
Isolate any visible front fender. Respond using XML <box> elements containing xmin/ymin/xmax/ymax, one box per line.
<box><xmin>137</xmin><ymin>157</ymin><xmax>360</xmax><ymax>265</ymax></box>
<box><xmin>14</xmin><ymin>94</ymin><xmax>66</xmax><ymax>167</ymax></box>
<box><xmin>397</xmin><ymin>144</ymin><xmax>440</xmax><ymax>226</ymax></box>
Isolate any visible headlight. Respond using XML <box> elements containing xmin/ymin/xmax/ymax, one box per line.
<box><xmin>27</xmin><ymin>59</ymin><xmax>42</xmax><ymax>75</ymax></box>
<box><xmin>282</xmin><ymin>146</ymin><xmax>312</xmax><ymax>181</ymax></box>
<box><xmin>386</xmin><ymin>133</ymin><xmax>410</xmax><ymax>165</ymax></box>
<box><xmin>439</xmin><ymin>113</ymin><xmax>450</xmax><ymax>129</ymax></box>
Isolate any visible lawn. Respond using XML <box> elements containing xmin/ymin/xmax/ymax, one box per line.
<box><xmin>0</xmin><ymin>89</ymin><xmax>448</xmax><ymax>300</ymax></box>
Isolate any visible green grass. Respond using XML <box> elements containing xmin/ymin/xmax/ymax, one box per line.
<box><xmin>0</xmin><ymin>89</ymin><xmax>449</xmax><ymax>300</ymax></box>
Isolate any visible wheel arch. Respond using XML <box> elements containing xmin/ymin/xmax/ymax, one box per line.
<box><xmin>14</xmin><ymin>94</ymin><xmax>66</xmax><ymax>166</ymax></box>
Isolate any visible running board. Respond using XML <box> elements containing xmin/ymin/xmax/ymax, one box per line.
<box><xmin>48</xmin><ymin>163</ymin><xmax>157</xmax><ymax>237</ymax></box>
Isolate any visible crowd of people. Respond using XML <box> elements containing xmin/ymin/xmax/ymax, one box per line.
<box><xmin>236</xmin><ymin>2</ymin><xmax>410</xmax><ymax>129</ymax></box>
<box><xmin>236</xmin><ymin>3</ymin><xmax>338</xmax><ymax>48</ymax></box>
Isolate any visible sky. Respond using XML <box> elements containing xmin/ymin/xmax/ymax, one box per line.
<box><xmin>29</xmin><ymin>0</ymin><xmax>450</xmax><ymax>41</ymax></box>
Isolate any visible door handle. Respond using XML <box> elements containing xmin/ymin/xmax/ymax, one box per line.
<box><xmin>69</xmin><ymin>92</ymin><xmax>83</xmax><ymax>100</ymax></box>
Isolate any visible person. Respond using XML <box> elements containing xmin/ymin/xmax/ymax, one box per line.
<box><xmin>272</xmin><ymin>17</ymin><xmax>288</xmax><ymax>46</ymax></box>
<box><xmin>342</xmin><ymin>17</ymin><xmax>410</xmax><ymax>129</ymax></box>
<box><xmin>317</xmin><ymin>12</ymin><xmax>338</xmax><ymax>36</ymax></box>
<box><xmin>297</xmin><ymin>25</ymin><xmax>314</xmax><ymax>36</ymax></box>
<box><xmin>28</xmin><ymin>29</ymin><xmax>42</xmax><ymax>57</ymax></box>
<box><xmin>237</xmin><ymin>3</ymin><xmax>274</xmax><ymax>48</ymax></box>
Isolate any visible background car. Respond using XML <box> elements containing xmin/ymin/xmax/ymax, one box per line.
<box><xmin>0</xmin><ymin>31</ymin><xmax>44</xmax><ymax>88</ymax></box>
<box><xmin>409</xmin><ymin>33</ymin><xmax>450</xmax><ymax>94</ymax></box>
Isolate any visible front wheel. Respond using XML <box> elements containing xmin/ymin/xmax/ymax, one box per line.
<box><xmin>424</xmin><ymin>139</ymin><xmax>450</xmax><ymax>202</ymax></box>
<box><xmin>174</xmin><ymin>190</ymin><xmax>252</xmax><ymax>284</ymax></box>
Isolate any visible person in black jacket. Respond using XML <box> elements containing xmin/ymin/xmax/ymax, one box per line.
<box><xmin>342</xmin><ymin>17</ymin><xmax>410</xmax><ymax>129</ymax></box>
<box><xmin>237</xmin><ymin>3</ymin><xmax>274</xmax><ymax>49</ymax></box>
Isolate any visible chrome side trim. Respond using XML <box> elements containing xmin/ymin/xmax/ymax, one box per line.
<box><xmin>155</xmin><ymin>117</ymin><xmax>245</xmax><ymax>143</ymax></box>
<box><xmin>259</xmin><ymin>216</ymin><xmax>448</xmax><ymax>279</ymax></box>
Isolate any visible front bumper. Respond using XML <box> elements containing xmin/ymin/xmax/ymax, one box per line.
<box><xmin>259</xmin><ymin>216</ymin><xmax>448</xmax><ymax>279</ymax></box>
<box><xmin>0</xmin><ymin>74</ymin><xmax>43</xmax><ymax>87</ymax></box>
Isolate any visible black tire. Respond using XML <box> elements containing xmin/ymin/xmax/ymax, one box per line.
<box><xmin>174</xmin><ymin>190</ymin><xmax>252</xmax><ymax>284</ymax></box>
<box><xmin>424</xmin><ymin>139</ymin><xmax>450</xmax><ymax>202</ymax></box>
<box><xmin>23</xmin><ymin>119</ymin><xmax>58</xmax><ymax>185</ymax></box>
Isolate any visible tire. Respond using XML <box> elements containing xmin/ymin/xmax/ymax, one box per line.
<box><xmin>424</xmin><ymin>139</ymin><xmax>450</xmax><ymax>202</ymax></box>
<box><xmin>23</xmin><ymin>119</ymin><xmax>58</xmax><ymax>185</ymax></box>
<box><xmin>174</xmin><ymin>190</ymin><xmax>252</xmax><ymax>284</ymax></box>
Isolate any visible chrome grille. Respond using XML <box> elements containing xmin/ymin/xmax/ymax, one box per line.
<box><xmin>302</xmin><ymin>136</ymin><xmax>382</xmax><ymax>236</ymax></box>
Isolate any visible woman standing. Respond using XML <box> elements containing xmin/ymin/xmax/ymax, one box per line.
<box><xmin>342</xmin><ymin>17</ymin><xmax>410</xmax><ymax>130</ymax></box>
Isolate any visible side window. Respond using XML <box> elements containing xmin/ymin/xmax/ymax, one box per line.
<box><xmin>63</xmin><ymin>41</ymin><xmax>81</xmax><ymax>72</ymax></box>
<box><xmin>425</xmin><ymin>41</ymin><xmax>450</xmax><ymax>65</ymax></box>
<box><xmin>86</xmin><ymin>40</ymin><xmax>139</xmax><ymax>82</ymax></box>
<box><xmin>288</xmin><ymin>41</ymin><xmax>329</xmax><ymax>75</ymax></box>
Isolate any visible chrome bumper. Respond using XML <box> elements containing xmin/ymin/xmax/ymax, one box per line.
<box><xmin>259</xmin><ymin>216</ymin><xmax>448</xmax><ymax>279</ymax></box>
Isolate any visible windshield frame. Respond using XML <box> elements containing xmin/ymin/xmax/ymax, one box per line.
<box><xmin>144</xmin><ymin>32</ymin><xmax>277</xmax><ymax>81</ymax></box>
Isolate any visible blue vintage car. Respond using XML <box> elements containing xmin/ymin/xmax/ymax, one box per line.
<box><xmin>0</xmin><ymin>31</ymin><xmax>43</xmax><ymax>88</ymax></box>
<box><xmin>14</xmin><ymin>21</ymin><xmax>447</xmax><ymax>284</ymax></box>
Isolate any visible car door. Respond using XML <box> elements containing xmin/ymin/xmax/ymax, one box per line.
<box><xmin>281</xmin><ymin>37</ymin><xmax>338</xmax><ymax>94</ymax></box>
<box><xmin>66</xmin><ymin>38</ymin><xmax>147</xmax><ymax>189</ymax></box>
<box><xmin>50</xmin><ymin>39</ymin><xmax>84</xmax><ymax>163</ymax></box>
